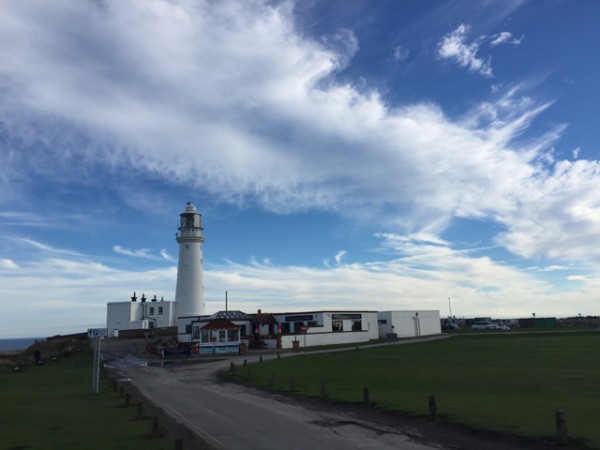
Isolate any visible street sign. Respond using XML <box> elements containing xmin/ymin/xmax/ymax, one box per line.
<box><xmin>88</xmin><ymin>328</ymin><xmax>108</xmax><ymax>339</ymax></box>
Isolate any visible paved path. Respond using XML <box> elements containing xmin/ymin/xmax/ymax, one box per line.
<box><xmin>104</xmin><ymin>337</ymin><xmax>451</xmax><ymax>450</ymax></box>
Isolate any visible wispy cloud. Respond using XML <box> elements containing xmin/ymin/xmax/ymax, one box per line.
<box><xmin>113</xmin><ymin>245</ymin><xmax>154</xmax><ymax>259</ymax></box>
<box><xmin>438</xmin><ymin>24</ymin><xmax>492</xmax><ymax>77</ymax></box>
<box><xmin>490</xmin><ymin>31</ymin><xmax>524</xmax><ymax>47</ymax></box>
<box><xmin>160</xmin><ymin>249</ymin><xmax>175</xmax><ymax>262</ymax></box>
<box><xmin>334</xmin><ymin>250</ymin><xmax>346</xmax><ymax>264</ymax></box>
<box><xmin>393</xmin><ymin>45</ymin><xmax>409</xmax><ymax>61</ymax></box>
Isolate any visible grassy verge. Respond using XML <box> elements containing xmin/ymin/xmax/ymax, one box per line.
<box><xmin>0</xmin><ymin>347</ymin><xmax>171</xmax><ymax>450</ymax></box>
<box><xmin>230</xmin><ymin>332</ymin><xmax>600</xmax><ymax>448</ymax></box>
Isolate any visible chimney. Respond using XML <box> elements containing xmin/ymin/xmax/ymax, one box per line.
<box><xmin>141</xmin><ymin>293</ymin><xmax>146</xmax><ymax>303</ymax></box>
<box><xmin>258</xmin><ymin>309</ymin><xmax>262</xmax><ymax>314</ymax></box>
<box><xmin>152</xmin><ymin>295</ymin><xmax>157</xmax><ymax>302</ymax></box>
<box><xmin>131</xmin><ymin>291</ymin><xmax>137</xmax><ymax>302</ymax></box>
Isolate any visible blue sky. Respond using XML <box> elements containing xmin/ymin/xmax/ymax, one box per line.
<box><xmin>1</xmin><ymin>0</ymin><xmax>599</xmax><ymax>338</ymax></box>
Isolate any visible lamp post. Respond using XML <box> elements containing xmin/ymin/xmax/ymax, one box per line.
<box><xmin>448</xmin><ymin>297</ymin><xmax>453</xmax><ymax>319</ymax></box>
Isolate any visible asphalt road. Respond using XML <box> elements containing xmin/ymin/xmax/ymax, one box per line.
<box><xmin>105</xmin><ymin>340</ymin><xmax>448</xmax><ymax>450</ymax></box>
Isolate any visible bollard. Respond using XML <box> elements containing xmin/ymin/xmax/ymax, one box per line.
<box><xmin>555</xmin><ymin>410</ymin><xmax>567</xmax><ymax>446</ymax></box>
<box><xmin>243</xmin><ymin>359</ymin><xmax>247</xmax><ymax>367</ymax></box>
<box><xmin>125</xmin><ymin>392</ymin><xmax>131</xmax><ymax>408</ymax></box>
<box><xmin>277</xmin><ymin>352</ymin><xmax>281</xmax><ymax>360</ymax></box>
<box><xmin>290</xmin><ymin>376</ymin><xmax>295</xmax><ymax>392</ymax></box>
<box><xmin>428</xmin><ymin>395</ymin><xmax>437</xmax><ymax>421</ymax></box>
<box><xmin>320</xmin><ymin>381</ymin><xmax>326</xmax><ymax>399</ymax></box>
<box><xmin>136</xmin><ymin>402</ymin><xmax>144</xmax><ymax>420</ymax></box>
<box><xmin>363</xmin><ymin>387</ymin><xmax>370</xmax><ymax>407</ymax></box>
<box><xmin>174</xmin><ymin>438</ymin><xmax>184</xmax><ymax>450</ymax></box>
<box><xmin>259</xmin><ymin>355</ymin><xmax>263</xmax><ymax>363</ymax></box>
<box><xmin>230</xmin><ymin>362</ymin><xmax>235</xmax><ymax>373</ymax></box>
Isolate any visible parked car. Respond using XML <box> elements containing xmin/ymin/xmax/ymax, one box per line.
<box><xmin>471</xmin><ymin>323</ymin><xmax>489</xmax><ymax>330</ymax></box>
<box><xmin>498</xmin><ymin>324</ymin><xmax>510</xmax><ymax>331</ymax></box>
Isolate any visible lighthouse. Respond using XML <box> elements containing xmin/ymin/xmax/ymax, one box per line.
<box><xmin>175</xmin><ymin>202</ymin><xmax>205</xmax><ymax>318</ymax></box>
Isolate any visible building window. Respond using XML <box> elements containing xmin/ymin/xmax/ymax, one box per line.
<box><xmin>240</xmin><ymin>325</ymin><xmax>247</xmax><ymax>338</ymax></box>
<box><xmin>227</xmin><ymin>329</ymin><xmax>239</xmax><ymax>342</ymax></box>
<box><xmin>185</xmin><ymin>324</ymin><xmax>192</xmax><ymax>334</ymax></box>
<box><xmin>281</xmin><ymin>323</ymin><xmax>290</xmax><ymax>334</ymax></box>
<box><xmin>201</xmin><ymin>330</ymin><xmax>209</xmax><ymax>343</ymax></box>
<box><xmin>192</xmin><ymin>326</ymin><xmax>200</xmax><ymax>339</ymax></box>
<box><xmin>352</xmin><ymin>320</ymin><xmax>362</xmax><ymax>331</ymax></box>
<box><xmin>218</xmin><ymin>330</ymin><xmax>226</xmax><ymax>343</ymax></box>
<box><xmin>158</xmin><ymin>306</ymin><xmax>163</xmax><ymax>315</ymax></box>
<box><xmin>149</xmin><ymin>307</ymin><xmax>155</xmax><ymax>315</ymax></box>
<box><xmin>332</xmin><ymin>320</ymin><xmax>343</xmax><ymax>332</ymax></box>
<box><xmin>378</xmin><ymin>319</ymin><xmax>387</xmax><ymax>324</ymax></box>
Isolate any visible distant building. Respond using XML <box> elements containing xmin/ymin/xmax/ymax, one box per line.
<box><xmin>107</xmin><ymin>292</ymin><xmax>177</xmax><ymax>334</ymax></box>
<box><xmin>107</xmin><ymin>202</ymin><xmax>442</xmax><ymax>347</ymax></box>
<box><xmin>377</xmin><ymin>310</ymin><xmax>441</xmax><ymax>338</ymax></box>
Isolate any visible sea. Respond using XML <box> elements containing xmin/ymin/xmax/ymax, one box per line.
<box><xmin>0</xmin><ymin>338</ymin><xmax>45</xmax><ymax>352</ymax></box>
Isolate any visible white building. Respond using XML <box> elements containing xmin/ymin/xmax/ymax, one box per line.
<box><xmin>377</xmin><ymin>310</ymin><xmax>441</xmax><ymax>339</ymax></box>
<box><xmin>107</xmin><ymin>293</ymin><xmax>177</xmax><ymax>333</ymax></box>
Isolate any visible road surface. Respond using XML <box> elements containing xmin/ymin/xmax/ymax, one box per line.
<box><xmin>104</xmin><ymin>341</ymin><xmax>447</xmax><ymax>449</ymax></box>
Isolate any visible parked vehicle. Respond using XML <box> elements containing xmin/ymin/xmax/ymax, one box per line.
<box><xmin>471</xmin><ymin>323</ymin><xmax>489</xmax><ymax>330</ymax></box>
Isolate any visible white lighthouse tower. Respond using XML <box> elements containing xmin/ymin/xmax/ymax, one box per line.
<box><xmin>175</xmin><ymin>202</ymin><xmax>205</xmax><ymax>318</ymax></box>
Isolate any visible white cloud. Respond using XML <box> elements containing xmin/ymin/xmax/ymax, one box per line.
<box><xmin>0</xmin><ymin>1</ymin><xmax>599</xmax><ymax>270</ymax></box>
<box><xmin>0</xmin><ymin>258</ymin><xmax>18</xmax><ymax>269</ymax></box>
<box><xmin>160</xmin><ymin>249</ymin><xmax>175</xmax><ymax>262</ymax></box>
<box><xmin>113</xmin><ymin>245</ymin><xmax>153</xmax><ymax>259</ymax></box>
<box><xmin>490</xmin><ymin>31</ymin><xmax>524</xmax><ymax>47</ymax></box>
<box><xmin>438</xmin><ymin>24</ymin><xmax>492</xmax><ymax>77</ymax></box>
<box><xmin>393</xmin><ymin>45</ymin><xmax>409</xmax><ymax>61</ymax></box>
<box><xmin>334</xmin><ymin>250</ymin><xmax>346</xmax><ymax>264</ymax></box>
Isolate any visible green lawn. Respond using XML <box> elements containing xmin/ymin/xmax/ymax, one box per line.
<box><xmin>232</xmin><ymin>332</ymin><xmax>600</xmax><ymax>448</ymax></box>
<box><xmin>0</xmin><ymin>349</ymin><xmax>171</xmax><ymax>450</ymax></box>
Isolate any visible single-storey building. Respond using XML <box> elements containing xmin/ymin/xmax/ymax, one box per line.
<box><xmin>377</xmin><ymin>310</ymin><xmax>441</xmax><ymax>339</ymax></box>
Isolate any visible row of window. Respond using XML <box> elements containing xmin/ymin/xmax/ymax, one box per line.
<box><xmin>147</xmin><ymin>306</ymin><xmax>164</xmax><ymax>316</ymax></box>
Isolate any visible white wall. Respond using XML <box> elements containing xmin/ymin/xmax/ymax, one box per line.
<box><xmin>280</xmin><ymin>330</ymin><xmax>374</xmax><ymax>349</ymax></box>
<box><xmin>377</xmin><ymin>310</ymin><xmax>441</xmax><ymax>338</ymax></box>
<box><xmin>107</xmin><ymin>300</ymin><xmax>177</xmax><ymax>332</ymax></box>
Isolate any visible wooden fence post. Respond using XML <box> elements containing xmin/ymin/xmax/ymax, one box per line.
<box><xmin>277</xmin><ymin>352</ymin><xmax>281</xmax><ymax>360</ymax></box>
<box><xmin>151</xmin><ymin>416</ymin><xmax>160</xmax><ymax>438</ymax></box>
<box><xmin>259</xmin><ymin>355</ymin><xmax>263</xmax><ymax>363</ymax></box>
<box><xmin>555</xmin><ymin>410</ymin><xmax>567</xmax><ymax>446</ymax></box>
<box><xmin>428</xmin><ymin>395</ymin><xmax>437</xmax><ymax>421</ymax></box>
<box><xmin>363</xmin><ymin>387</ymin><xmax>370</xmax><ymax>407</ymax></box>
<box><xmin>243</xmin><ymin>359</ymin><xmax>247</xmax><ymax>367</ymax></box>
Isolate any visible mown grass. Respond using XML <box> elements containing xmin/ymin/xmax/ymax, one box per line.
<box><xmin>232</xmin><ymin>332</ymin><xmax>600</xmax><ymax>448</ymax></box>
<box><xmin>0</xmin><ymin>348</ymin><xmax>171</xmax><ymax>450</ymax></box>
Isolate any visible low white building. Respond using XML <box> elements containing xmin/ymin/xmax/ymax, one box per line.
<box><xmin>272</xmin><ymin>310</ymin><xmax>379</xmax><ymax>350</ymax></box>
<box><xmin>377</xmin><ymin>310</ymin><xmax>441</xmax><ymax>339</ymax></box>
<box><xmin>107</xmin><ymin>292</ymin><xmax>177</xmax><ymax>334</ymax></box>
<box><xmin>177</xmin><ymin>309</ymin><xmax>380</xmax><ymax>351</ymax></box>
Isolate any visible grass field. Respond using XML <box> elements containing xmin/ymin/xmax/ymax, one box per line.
<box><xmin>232</xmin><ymin>332</ymin><xmax>600</xmax><ymax>448</ymax></box>
<box><xmin>0</xmin><ymin>347</ymin><xmax>171</xmax><ymax>450</ymax></box>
